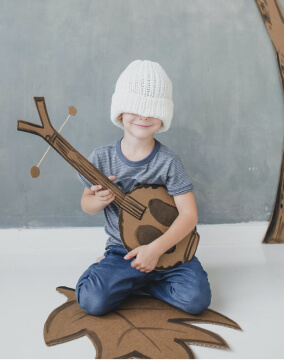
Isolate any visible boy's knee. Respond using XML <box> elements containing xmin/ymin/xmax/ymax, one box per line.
<box><xmin>188</xmin><ymin>283</ymin><xmax>212</xmax><ymax>314</ymax></box>
<box><xmin>188</xmin><ymin>294</ymin><xmax>211</xmax><ymax>314</ymax></box>
<box><xmin>172</xmin><ymin>279</ymin><xmax>212</xmax><ymax>315</ymax></box>
<box><xmin>182</xmin><ymin>289</ymin><xmax>211</xmax><ymax>315</ymax></box>
<box><xmin>75</xmin><ymin>280</ymin><xmax>109</xmax><ymax>316</ymax></box>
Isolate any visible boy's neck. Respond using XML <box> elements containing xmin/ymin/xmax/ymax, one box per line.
<box><xmin>120</xmin><ymin>134</ymin><xmax>156</xmax><ymax>162</ymax></box>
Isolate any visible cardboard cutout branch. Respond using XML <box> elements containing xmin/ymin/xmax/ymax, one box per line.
<box><xmin>255</xmin><ymin>0</ymin><xmax>284</xmax><ymax>243</ymax></box>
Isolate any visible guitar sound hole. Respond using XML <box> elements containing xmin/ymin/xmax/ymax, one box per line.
<box><xmin>165</xmin><ymin>245</ymin><xmax>176</xmax><ymax>254</ymax></box>
<box><xmin>148</xmin><ymin>199</ymin><xmax>178</xmax><ymax>226</ymax></box>
<box><xmin>136</xmin><ymin>225</ymin><xmax>176</xmax><ymax>254</ymax></box>
<box><xmin>136</xmin><ymin>225</ymin><xmax>163</xmax><ymax>246</ymax></box>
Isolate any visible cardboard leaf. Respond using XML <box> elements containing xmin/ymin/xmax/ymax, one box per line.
<box><xmin>44</xmin><ymin>286</ymin><xmax>242</xmax><ymax>359</ymax></box>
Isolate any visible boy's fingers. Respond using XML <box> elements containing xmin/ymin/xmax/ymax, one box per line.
<box><xmin>98</xmin><ymin>191</ymin><xmax>115</xmax><ymax>201</ymax></box>
<box><xmin>91</xmin><ymin>176</ymin><xmax>116</xmax><ymax>191</ymax></box>
<box><xmin>103</xmin><ymin>193</ymin><xmax>115</xmax><ymax>203</ymax></box>
<box><xmin>125</xmin><ymin>248</ymin><xmax>139</xmax><ymax>259</ymax></box>
<box><xmin>103</xmin><ymin>191</ymin><xmax>114</xmax><ymax>198</ymax></box>
<box><xmin>91</xmin><ymin>185</ymin><xmax>102</xmax><ymax>191</ymax></box>
<box><xmin>100</xmin><ymin>189</ymin><xmax>113</xmax><ymax>197</ymax></box>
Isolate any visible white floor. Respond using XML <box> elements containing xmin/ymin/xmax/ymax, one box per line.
<box><xmin>0</xmin><ymin>224</ymin><xmax>283</xmax><ymax>359</ymax></box>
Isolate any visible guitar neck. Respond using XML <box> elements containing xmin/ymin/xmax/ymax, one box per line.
<box><xmin>51</xmin><ymin>132</ymin><xmax>147</xmax><ymax>218</ymax></box>
<box><xmin>51</xmin><ymin>130</ymin><xmax>125</xmax><ymax>207</ymax></box>
<box><xmin>17</xmin><ymin>97</ymin><xmax>146</xmax><ymax>219</ymax></box>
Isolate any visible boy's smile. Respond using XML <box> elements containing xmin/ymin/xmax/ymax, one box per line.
<box><xmin>134</xmin><ymin>124</ymin><xmax>151</xmax><ymax>128</ymax></box>
<box><xmin>119</xmin><ymin>112</ymin><xmax>163</xmax><ymax>138</ymax></box>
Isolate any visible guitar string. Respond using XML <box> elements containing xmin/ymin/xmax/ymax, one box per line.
<box><xmin>73</xmin><ymin>146</ymin><xmax>145</xmax><ymax>217</ymax></box>
<box><xmin>77</xmin><ymin>162</ymin><xmax>143</xmax><ymax>218</ymax></box>
<box><xmin>89</xmin><ymin>173</ymin><xmax>143</xmax><ymax>218</ymax></box>
<box><xmin>37</xmin><ymin>114</ymin><xmax>71</xmax><ymax>167</ymax></box>
<box><xmin>123</xmin><ymin>196</ymin><xmax>144</xmax><ymax>217</ymax></box>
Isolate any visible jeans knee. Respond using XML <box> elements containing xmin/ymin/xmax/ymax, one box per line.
<box><xmin>187</xmin><ymin>284</ymin><xmax>211</xmax><ymax>314</ymax></box>
<box><xmin>173</xmin><ymin>279</ymin><xmax>212</xmax><ymax>315</ymax></box>
<box><xmin>75</xmin><ymin>280</ymin><xmax>109</xmax><ymax>316</ymax></box>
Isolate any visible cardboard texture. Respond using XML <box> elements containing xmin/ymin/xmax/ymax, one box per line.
<box><xmin>255</xmin><ymin>0</ymin><xmax>284</xmax><ymax>243</ymax></box>
<box><xmin>30</xmin><ymin>104</ymin><xmax>77</xmax><ymax>178</ymax></box>
<box><xmin>119</xmin><ymin>183</ymin><xmax>199</xmax><ymax>270</ymax></box>
<box><xmin>44</xmin><ymin>286</ymin><xmax>242</xmax><ymax>359</ymax></box>
<box><xmin>17</xmin><ymin>97</ymin><xmax>199</xmax><ymax>268</ymax></box>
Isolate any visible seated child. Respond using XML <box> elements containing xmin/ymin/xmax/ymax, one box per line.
<box><xmin>75</xmin><ymin>59</ymin><xmax>212</xmax><ymax>316</ymax></box>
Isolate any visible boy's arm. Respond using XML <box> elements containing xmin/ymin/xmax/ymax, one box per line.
<box><xmin>80</xmin><ymin>187</ymin><xmax>105</xmax><ymax>214</ymax></box>
<box><xmin>149</xmin><ymin>191</ymin><xmax>198</xmax><ymax>256</ymax></box>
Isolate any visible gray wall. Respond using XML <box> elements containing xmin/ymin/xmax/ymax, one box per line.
<box><xmin>1</xmin><ymin>0</ymin><xmax>283</xmax><ymax>228</ymax></box>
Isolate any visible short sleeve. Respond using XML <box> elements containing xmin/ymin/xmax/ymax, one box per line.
<box><xmin>77</xmin><ymin>150</ymin><xmax>99</xmax><ymax>189</ymax></box>
<box><xmin>166</xmin><ymin>155</ymin><xmax>194</xmax><ymax>195</ymax></box>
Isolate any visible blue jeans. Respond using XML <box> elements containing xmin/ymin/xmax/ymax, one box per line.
<box><xmin>75</xmin><ymin>245</ymin><xmax>212</xmax><ymax>316</ymax></box>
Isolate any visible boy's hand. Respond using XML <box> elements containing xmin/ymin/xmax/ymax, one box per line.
<box><xmin>124</xmin><ymin>244</ymin><xmax>161</xmax><ymax>272</ymax></box>
<box><xmin>90</xmin><ymin>175</ymin><xmax>116</xmax><ymax>207</ymax></box>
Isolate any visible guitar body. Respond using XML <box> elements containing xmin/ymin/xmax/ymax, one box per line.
<box><xmin>118</xmin><ymin>183</ymin><xmax>199</xmax><ymax>271</ymax></box>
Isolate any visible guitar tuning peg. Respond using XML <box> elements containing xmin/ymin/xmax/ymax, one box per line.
<box><xmin>68</xmin><ymin>106</ymin><xmax>77</xmax><ymax>116</ymax></box>
<box><xmin>30</xmin><ymin>165</ymin><xmax>40</xmax><ymax>178</ymax></box>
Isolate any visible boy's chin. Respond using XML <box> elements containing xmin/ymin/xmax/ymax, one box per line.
<box><xmin>126</xmin><ymin>131</ymin><xmax>155</xmax><ymax>139</ymax></box>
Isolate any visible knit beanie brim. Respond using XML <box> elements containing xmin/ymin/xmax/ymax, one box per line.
<box><xmin>111</xmin><ymin>92</ymin><xmax>173</xmax><ymax>133</ymax></box>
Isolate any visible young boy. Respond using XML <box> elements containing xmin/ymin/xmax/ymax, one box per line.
<box><xmin>75</xmin><ymin>60</ymin><xmax>211</xmax><ymax>316</ymax></box>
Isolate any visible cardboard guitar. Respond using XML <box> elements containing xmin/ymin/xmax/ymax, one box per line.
<box><xmin>17</xmin><ymin>97</ymin><xmax>199</xmax><ymax>270</ymax></box>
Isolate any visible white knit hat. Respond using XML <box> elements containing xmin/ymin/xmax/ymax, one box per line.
<box><xmin>110</xmin><ymin>60</ymin><xmax>174</xmax><ymax>133</ymax></box>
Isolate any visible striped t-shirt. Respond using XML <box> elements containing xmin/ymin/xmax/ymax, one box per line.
<box><xmin>78</xmin><ymin>137</ymin><xmax>194</xmax><ymax>249</ymax></box>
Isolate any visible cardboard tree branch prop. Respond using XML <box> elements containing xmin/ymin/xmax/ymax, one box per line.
<box><xmin>255</xmin><ymin>0</ymin><xmax>284</xmax><ymax>243</ymax></box>
<box><xmin>17</xmin><ymin>97</ymin><xmax>199</xmax><ymax>270</ymax></box>
<box><xmin>44</xmin><ymin>286</ymin><xmax>242</xmax><ymax>359</ymax></box>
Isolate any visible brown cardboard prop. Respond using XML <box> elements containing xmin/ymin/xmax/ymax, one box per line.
<box><xmin>255</xmin><ymin>0</ymin><xmax>284</xmax><ymax>243</ymax></box>
<box><xmin>30</xmin><ymin>105</ymin><xmax>77</xmax><ymax>178</ymax></box>
<box><xmin>44</xmin><ymin>286</ymin><xmax>242</xmax><ymax>359</ymax></box>
<box><xmin>17</xmin><ymin>97</ymin><xmax>199</xmax><ymax>269</ymax></box>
